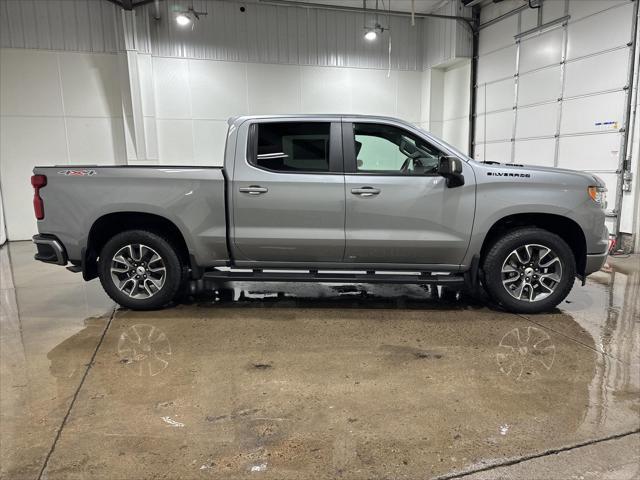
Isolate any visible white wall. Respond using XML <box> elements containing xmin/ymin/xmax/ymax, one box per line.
<box><xmin>0</xmin><ymin>0</ymin><xmax>470</xmax><ymax>241</ymax></box>
<box><xmin>419</xmin><ymin>60</ymin><xmax>471</xmax><ymax>153</ymax></box>
<box><xmin>143</xmin><ymin>55</ymin><xmax>423</xmax><ymax>166</ymax></box>
<box><xmin>0</xmin><ymin>48</ymin><xmax>126</xmax><ymax>240</ymax></box>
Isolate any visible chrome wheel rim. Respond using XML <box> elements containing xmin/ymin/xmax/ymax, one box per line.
<box><xmin>501</xmin><ymin>244</ymin><xmax>563</xmax><ymax>303</ymax></box>
<box><xmin>110</xmin><ymin>244</ymin><xmax>166</xmax><ymax>299</ymax></box>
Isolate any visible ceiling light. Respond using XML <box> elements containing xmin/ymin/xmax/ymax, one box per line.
<box><xmin>176</xmin><ymin>13</ymin><xmax>192</xmax><ymax>26</ymax></box>
<box><xmin>364</xmin><ymin>29</ymin><xmax>378</xmax><ymax>41</ymax></box>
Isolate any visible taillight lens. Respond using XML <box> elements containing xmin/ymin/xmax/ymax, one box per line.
<box><xmin>31</xmin><ymin>174</ymin><xmax>47</xmax><ymax>220</ymax></box>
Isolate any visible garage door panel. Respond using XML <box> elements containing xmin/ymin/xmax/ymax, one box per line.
<box><xmin>475</xmin><ymin>84</ymin><xmax>486</xmax><ymax>114</ymax></box>
<box><xmin>519</xmin><ymin>28</ymin><xmax>563</xmax><ymax>72</ymax></box>
<box><xmin>564</xmin><ymin>48</ymin><xmax>629</xmax><ymax>97</ymax></box>
<box><xmin>518</xmin><ymin>66</ymin><xmax>561</xmax><ymax>106</ymax></box>
<box><xmin>484</xmin><ymin>110</ymin><xmax>514</xmax><ymax>142</ymax></box>
<box><xmin>560</xmin><ymin>91</ymin><xmax>626</xmax><ymax>135</ymax></box>
<box><xmin>558</xmin><ymin>133</ymin><xmax>622</xmax><ymax>171</ymax></box>
<box><xmin>485</xmin><ymin>141</ymin><xmax>512</xmax><ymax>163</ymax></box>
<box><xmin>568</xmin><ymin>0</ymin><xmax>628</xmax><ymax>23</ymax></box>
<box><xmin>543</xmin><ymin>0</ymin><xmax>566</xmax><ymax>23</ymax></box>
<box><xmin>567</xmin><ymin>3</ymin><xmax>634</xmax><ymax>60</ymax></box>
<box><xmin>486</xmin><ymin>78</ymin><xmax>515</xmax><ymax>112</ymax></box>
<box><xmin>477</xmin><ymin>45</ymin><xmax>517</xmax><ymax>84</ymax></box>
<box><xmin>479</xmin><ymin>15</ymin><xmax>518</xmax><ymax>56</ymax></box>
<box><xmin>475</xmin><ymin>114</ymin><xmax>485</xmax><ymax>143</ymax></box>
<box><xmin>520</xmin><ymin>8</ymin><xmax>538</xmax><ymax>33</ymax></box>
<box><xmin>514</xmin><ymin>138</ymin><xmax>556</xmax><ymax>167</ymax></box>
<box><xmin>516</xmin><ymin>103</ymin><xmax>558</xmax><ymax>139</ymax></box>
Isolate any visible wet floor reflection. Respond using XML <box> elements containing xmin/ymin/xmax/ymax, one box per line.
<box><xmin>1</xmin><ymin>241</ymin><xmax>639</xmax><ymax>479</ymax></box>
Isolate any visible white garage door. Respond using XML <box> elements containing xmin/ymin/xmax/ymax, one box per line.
<box><xmin>474</xmin><ymin>0</ymin><xmax>635</xmax><ymax>233</ymax></box>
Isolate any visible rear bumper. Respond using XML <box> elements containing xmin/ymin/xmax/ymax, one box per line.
<box><xmin>32</xmin><ymin>234</ymin><xmax>67</xmax><ymax>266</ymax></box>
<box><xmin>584</xmin><ymin>251</ymin><xmax>608</xmax><ymax>276</ymax></box>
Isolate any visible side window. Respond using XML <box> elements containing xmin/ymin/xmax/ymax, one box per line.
<box><xmin>253</xmin><ymin>122</ymin><xmax>330</xmax><ymax>173</ymax></box>
<box><xmin>353</xmin><ymin>123</ymin><xmax>443</xmax><ymax>175</ymax></box>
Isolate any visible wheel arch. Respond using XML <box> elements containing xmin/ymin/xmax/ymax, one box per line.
<box><xmin>480</xmin><ymin>213</ymin><xmax>587</xmax><ymax>277</ymax></box>
<box><xmin>83</xmin><ymin>212</ymin><xmax>193</xmax><ymax>281</ymax></box>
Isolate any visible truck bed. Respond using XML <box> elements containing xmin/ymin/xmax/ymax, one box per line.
<box><xmin>33</xmin><ymin>165</ymin><xmax>229</xmax><ymax>267</ymax></box>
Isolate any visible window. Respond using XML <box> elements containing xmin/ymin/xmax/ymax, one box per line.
<box><xmin>353</xmin><ymin>123</ymin><xmax>443</xmax><ymax>175</ymax></box>
<box><xmin>254</xmin><ymin>122</ymin><xmax>331</xmax><ymax>172</ymax></box>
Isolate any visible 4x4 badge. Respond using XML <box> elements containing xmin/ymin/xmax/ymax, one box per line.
<box><xmin>57</xmin><ymin>169</ymin><xmax>97</xmax><ymax>176</ymax></box>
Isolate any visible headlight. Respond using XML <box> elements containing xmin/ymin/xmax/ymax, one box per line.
<box><xmin>588</xmin><ymin>186</ymin><xmax>607</xmax><ymax>208</ymax></box>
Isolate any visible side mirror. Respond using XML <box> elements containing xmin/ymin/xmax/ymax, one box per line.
<box><xmin>438</xmin><ymin>156</ymin><xmax>465</xmax><ymax>187</ymax></box>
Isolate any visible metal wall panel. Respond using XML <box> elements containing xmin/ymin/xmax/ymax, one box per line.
<box><xmin>146</xmin><ymin>0</ymin><xmax>424</xmax><ymax>70</ymax></box>
<box><xmin>0</xmin><ymin>0</ymin><xmax>451</xmax><ymax>71</ymax></box>
<box><xmin>0</xmin><ymin>0</ymin><xmax>122</xmax><ymax>52</ymax></box>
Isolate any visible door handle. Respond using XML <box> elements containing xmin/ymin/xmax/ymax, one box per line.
<box><xmin>239</xmin><ymin>186</ymin><xmax>268</xmax><ymax>195</ymax></box>
<box><xmin>351</xmin><ymin>187</ymin><xmax>380</xmax><ymax>197</ymax></box>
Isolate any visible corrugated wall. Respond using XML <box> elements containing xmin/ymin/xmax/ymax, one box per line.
<box><xmin>0</xmin><ymin>0</ymin><xmax>471</xmax><ymax>71</ymax></box>
<box><xmin>0</xmin><ymin>0</ymin><xmax>123</xmax><ymax>53</ymax></box>
<box><xmin>140</xmin><ymin>0</ymin><xmax>424</xmax><ymax>70</ymax></box>
<box><xmin>422</xmin><ymin>0</ymin><xmax>472</xmax><ymax>69</ymax></box>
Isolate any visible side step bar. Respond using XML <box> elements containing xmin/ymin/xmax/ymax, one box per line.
<box><xmin>203</xmin><ymin>269</ymin><xmax>466</xmax><ymax>285</ymax></box>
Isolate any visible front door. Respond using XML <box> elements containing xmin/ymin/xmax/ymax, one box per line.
<box><xmin>232</xmin><ymin>120</ymin><xmax>345</xmax><ymax>263</ymax></box>
<box><xmin>343</xmin><ymin>121</ymin><xmax>475</xmax><ymax>266</ymax></box>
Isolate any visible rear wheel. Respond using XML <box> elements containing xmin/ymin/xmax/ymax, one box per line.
<box><xmin>98</xmin><ymin>230</ymin><xmax>183</xmax><ymax>310</ymax></box>
<box><xmin>482</xmin><ymin>228</ymin><xmax>576</xmax><ymax>313</ymax></box>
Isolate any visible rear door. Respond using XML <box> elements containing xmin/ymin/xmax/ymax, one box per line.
<box><xmin>343</xmin><ymin>120</ymin><xmax>475</xmax><ymax>266</ymax></box>
<box><xmin>231</xmin><ymin>120</ymin><xmax>345</xmax><ymax>263</ymax></box>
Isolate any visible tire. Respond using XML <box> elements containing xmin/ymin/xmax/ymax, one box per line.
<box><xmin>98</xmin><ymin>230</ymin><xmax>183</xmax><ymax>310</ymax></box>
<box><xmin>482</xmin><ymin>227</ymin><xmax>576</xmax><ymax>314</ymax></box>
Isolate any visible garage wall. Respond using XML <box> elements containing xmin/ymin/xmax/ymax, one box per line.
<box><xmin>2</xmin><ymin>0</ymin><xmax>457</xmax><ymax>241</ymax></box>
<box><xmin>139</xmin><ymin>55</ymin><xmax>423</xmax><ymax>165</ymax></box>
<box><xmin>0</xmin><ymin>48</ymin><xmax>128</xmax><ymax>240</ymax></box>
<box><xmin>473</xmin><ymin>0</ymin><xmax>637</xmax><ymax>236</ymax></box>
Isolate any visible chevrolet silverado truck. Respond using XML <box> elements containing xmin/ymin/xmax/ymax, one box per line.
<box><xmin>31</xmin><ymin>115</ymin><xmax>609</xmax><ymax>313</ymax></box>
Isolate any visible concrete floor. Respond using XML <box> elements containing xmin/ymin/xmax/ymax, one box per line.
<box><xmin>1</xmin><ymin>241</ymin><xmax>638</xmax><ymax>480</ymax></box>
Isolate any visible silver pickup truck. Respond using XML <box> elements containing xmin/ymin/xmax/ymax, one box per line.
<box><xmin>31</xmin><ymin>115</ymin><xmax>609</xmax><ymax>313</ymax></box>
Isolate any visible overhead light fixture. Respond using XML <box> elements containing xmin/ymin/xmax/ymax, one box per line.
<box><xmin>364</xmin><ymin>23</ymin><xmax>384</xmax><ymax>41</ymax></box>
<box><xmin>176</xmin><ymin>13</ymin><xmax>191</xmax><ymax>26</ymax></box>
<box><xmin>174</xmin><ymin>6</ymin><xmax>208</xmax><ymax>27</ymax></box>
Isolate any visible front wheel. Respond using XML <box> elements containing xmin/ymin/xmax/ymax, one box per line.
<box><xmin>482</xmin><ymin>228</ymin><xmax>576</xmax><ymax>313</ymax></box>
<box><xmin>98</xmin><ymin>230</ymin><xmax>184</xmax><ymax>310</ymax></box>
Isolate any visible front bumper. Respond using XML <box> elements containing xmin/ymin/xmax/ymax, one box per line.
<box><xmin>584</xmin><ymin>251</ymin><xmax>608</xmax><ymax>276</ymax></box>
<box><xmin>33</xmin><ymin>234</ymin><xmax>67</xmax><ymax>265</ymax></box>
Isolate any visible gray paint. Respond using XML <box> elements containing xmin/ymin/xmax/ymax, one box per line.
<box><xmin>34</xmin><ymin>114</ymin><xmax>608</xmax><ymax>277</ymax></box>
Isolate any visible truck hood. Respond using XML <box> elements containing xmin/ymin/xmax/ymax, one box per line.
<box><xmin>475</xmin><ymin>161</ymin><xmax>605</xmax><ymax>188</ymax></box>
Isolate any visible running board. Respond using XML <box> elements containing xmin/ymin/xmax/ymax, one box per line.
<box><xmin>202</xmin><ymin>269</ymin><xmax>466</xmax><ymax>285</ymax></box>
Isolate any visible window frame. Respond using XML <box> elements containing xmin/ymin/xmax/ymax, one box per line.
<box><xmin>342</xmin><ymin>121</ymin><xmax>444</xmax><ymax>177</ymax></box>
<box><xmin>247</xmin><ymin>121</ymin><xmax>343</xmax><ymax>175</ymax></box>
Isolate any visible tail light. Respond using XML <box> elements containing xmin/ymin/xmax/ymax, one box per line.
<box><xmin>31</xmin><ymin>174</ymin><xmax>47</xmax><ymax>220</ymax></box>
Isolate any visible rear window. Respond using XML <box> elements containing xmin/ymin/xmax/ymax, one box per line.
<box><xmin>253</xmin><ymin>122</ymin><xmax>330</xmax><ymax>173</ymax></box>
